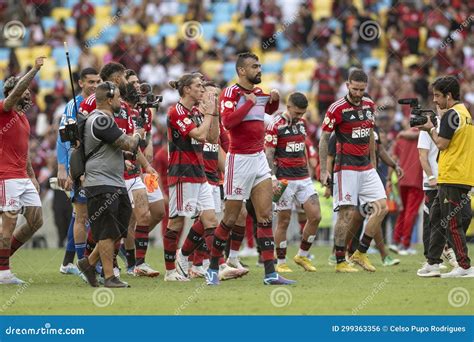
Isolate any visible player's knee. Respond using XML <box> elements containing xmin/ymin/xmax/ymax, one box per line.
<box><xmin>376</xmin><ymin>201</ymin><xmax>388</xmax><ymax>217</ymax></box>
<box><xmin>307</xmin><ymin>211</ymin><xmax>321</xmax><ymax>225</ymax></box>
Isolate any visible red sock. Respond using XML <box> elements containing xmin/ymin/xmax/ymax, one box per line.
<box><xmin>84</xmin><ymin>229</ymin><xmax>95</xmax><ymax>258</ymax></box>
<box><xmin>257</xmin><ymin>221</ymin><xmax>276</xmax><ymax>275</ymax></box>
<box><xmin>209</xmin><ymin>222</ymin><xmax>231</xmax><ymax>270</ymax></box>
<box><xmin>9</xmin><ymin>237</ymin><xmax>24</xmax><ymax>256</ymax></box>
<box><xmin>193</xmin><ymin>245</ymin><xmax>207</xmax><ymax>266</ymax></box>
<box><xmin>203</xmin><ymin>228</ymin><xmax>215</xmax><ymax>256</ymax></box>
<box><xmin>219</xmin><ymin>256</ymin><xmax>225</xmax><ymax>265</ymax></box>
<box><xmin>245</xmin><ymin>215</ymin><xmax>255</xmax><ymax>248</ymax></box>
<box><xmin>300</xmin><ymin>239</ymin><xmax>312</xmax><ymax>252</ymax></box>
<box><xmin>299</xmin><ymin>221</ymin><xmax>306</xmax><ymax>234</ymax></box>
<box><xmin>181</xmin><ymin>219</ymin><xmax>205</xmax><ymax>256</ymax></box>
<box><xmin>135</xmin><ymin>225</ymin><xmax>149</xmax><ymax>265</ymax></box>
<box><xmin>0</xmin><ymin>248</ymin><xmax>10</xmax><ymax>270</ymax></box>
<box><xmin>230</xmin><ymin>225</ymin><xmax>245</xmax><ymax>252</ymax></box>
<box><xmin>163</xmin><ymin>229</ymin><xmax>178</xmax><ymax>271</ymax></box>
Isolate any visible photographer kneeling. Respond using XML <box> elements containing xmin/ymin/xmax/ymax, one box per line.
<box><xmin>77</xmin><ymin>82</ymin><xmax>146</xmax><ymax>287</ymax></box>
<box><xmin>417</xmin><ymin>76</ymin><xmax>474</xmax><ymax>278</ymax></box>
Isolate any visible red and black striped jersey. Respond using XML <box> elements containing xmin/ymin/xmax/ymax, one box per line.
<box><xmin>167</xmin><ymin>102</ymin><xmax>206</xmax><ymax>186</ymax></box>
<box><xmin>203</xmin><ymin>122</ymin><xmax>226</xmax><ymax>186</ymax></box>
<box><xmin>321</xmin><ymin>96</ymin><xmax>376</xmax><ymax>172</ymax></box>
<box><xmin>265</xmin><ymin>114</ymin><xmax>309</xmax><ymax>180</ymax></box>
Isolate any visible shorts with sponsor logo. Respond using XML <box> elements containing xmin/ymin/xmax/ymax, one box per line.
<box><xmin>276</xmin><ymin>177</ymin><xmax>317</xmax><ymax>211</ymax></box>
<box><xmin>169</xmin><ymin>181</ymin><xmax>215</xmax><ymax>218</ymax></box>
<box><xmin>125</xmin><ymin>177</ymin><xmax>146</xmax><ymax>209</ymax></box>
<box><xmin>333</xmin><ymin>168</ymin><xmax>386</xmax><ymax>210</ymax></box>
<box><xmin>0</xmin><ymin>178</ymin><xmax>41</xmax><ymax>211</ymax></box>
<box><xmin>225</xmin><ymin>151</ymin><xmax>271</xmax><ymax>200</ymax></box>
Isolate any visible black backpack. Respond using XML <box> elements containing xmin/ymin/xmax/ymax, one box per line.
<box><xmin>69</xmin><ymin>111</ymin><xmax>104</xmax><ymax>184</ymax></box>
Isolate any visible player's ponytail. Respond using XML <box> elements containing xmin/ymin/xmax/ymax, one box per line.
<box><xmin>169</xmin><ymin>72</ymin><xmax>204</xmax><ymax>96</ymax></box>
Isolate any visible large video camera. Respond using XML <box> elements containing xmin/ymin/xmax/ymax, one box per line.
<box><xmin>398</xmin><ymin>98</ymin><xmax>438</xmax><ymax>128</ymax></box>
<box><xmin>59</xmin><ymin>119</ymin><xmax>79</xmax><ymax>146</ymax></box>
<box><xmin>137</xmin><ymin>83</ymin><xmax>163</xmax><ymax>110</ymax></box>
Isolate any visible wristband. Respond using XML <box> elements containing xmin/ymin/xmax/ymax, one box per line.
<box><xmin>430</xmin><ymin>127</ymin><xmax>436</xmax><ymax>135</ymax></box>
<box><xmin>428</xmin><ymin>175</ymin><xmax>436</xmax><ymax>181</ymax></box>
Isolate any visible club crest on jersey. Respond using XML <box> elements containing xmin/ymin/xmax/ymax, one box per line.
<box><xmin>224</xmin><ymin>101</ymin><xmax>233</xmax><ymax>108</ymax></box>
<box><xmin>357</xmin><ymin>110</ymin><xmax>364</xmax><ymax>120</ymax></box>
<box><xmin>345</xmin><ymin>193</ymin><xmax>352</xmax><ymax>201</ymax></box>
<box><xmin>299</xmin><ymin>125</ymin><xmax>306</xmax><ymax>135</ymax></box>
<box><xmin>265</xmin><ymin>134</ymin><xmax>273</xmax><ymax>142</ymax></box>
<box><xmin>292</xmin><ymin>126</ymin><xmax>298</xmax><ymax>134</ymax></box>
<box><xmin>366</xmin><ymin>110</ymin><xmax>374</xmax><ymax>121</ymax></box>
<box><xmin>183</xmin><ymin>118</ymin><xmax>192</xmax><ymax>125</ymax></box>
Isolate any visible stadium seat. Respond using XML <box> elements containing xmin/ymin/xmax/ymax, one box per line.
<box><xmin>171</xmin><ymin>14</ymin><xmax>184</xmax><ymax>25</ymax></box>
<box><xmin>159</xmin><ymin>23</ymin><xmax>178</xmax><ymax>37</ymax></box>
<box><xmin>89</xmin><ymin>0</ymin><xmax>107</xmax><ymax>5</ymax></box>
<box><xmin>90</xmin><ymin>44</ymin><xmax>109</xmax><ymax>63</ymax></box>
<box><xmin>313</xmin><ymin>0</ymin><xmax>333</xmax><ymax>20</ymax></box>
<box><xmin>276</xmin><ymin>34</ymin><xmax>291</xmax><ymax>51</ymax></box>
<box><xmin>178</xmin><ymin>3</ymin><xmax>188</xmax><ymax>14</ymax></box>
<box><xmin>102</xmin><ymin>25</ymin><xmax>120</xmax><ymax>44</ymax></box>
<box><xmin>262</xmin><ymin>61</ymin><xmax>283</xmax><ymax>74</ymax></box>
<box><xmin>201</xmin><ymin>60</ymin><xmax>222</xmax><ymax>80</ymax></box>
<box><xmin>39</xmin><ymin>79</ymin><xmax>55</xmax><ymax>90</ymax></box>
<box><xmin>95</xmin><ymin>6</ymin><xmax>112</xmax><ymax>18</ymax></box>
<box><xmin>0</xmin><ymin>47</ymin><xmax>10</xmax><ymax>61</ymax></box>
<box><xmin>121</xmin><ymin>24</ymin><xmax>143</xmax><ymax>35</ymax></box>
<box><xmin>223</xmin><ymin>62</ymin><xmax>236</xmax><ymax>82</ymax></box>
<box><xmin>164</xmin><ymin>34</ymin><xmax>178</xmax><ymax>49</ymax></box>
<box><xmin>64</xmin><ymin>0</ymin><xmax>79</xmax><ymax>8</ymax></box>
<box><xmin>51</xmin><ymin>7</ymin><xmax>72</xmax><ymax>21</ymax></box>
<box><xmin>146</xmin><ymin>23</ymin><xmax>159</xmax><ymax>37</ymax></box>
<box><xmin>41</xmin><ymin>17</ymin><xmax>57</xmax><ymax>34</ymax></box>
<box><xmin>31</xmin><ymin>46</ymin><xmax>52</xmax><ymax>59</ymax></box>
<box><xmin>201</xmin><ymin>22</ymin><xmax>217</xmax><ymax>41</ymax></box>
<box><xmin>39</xmin><ymin>59</ymin><xmax>57</xmax><ymax>81</ymax></box>
<box><xmin>296</xmin><ymin>80</ymin><xmax>312</xmax><ymax>93</ymax></box>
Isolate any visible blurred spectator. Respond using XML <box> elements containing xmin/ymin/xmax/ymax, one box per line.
<box><xmin>312</xmin><ymin>50</ymin><xmax>341</xmax><ymax>116</ymax></box>
<box><xmin>140</xmin><ymin>52</ymin><xmax>168</xmax><ymax>87</ymax></box>
<box><xmin>259</xmin><ymin>0</ymin><xmax>282</xmax><ymax>50</ymax></box>
<box><xmin>72</xmin><ymin>0</ymin><xmax>95</xmax><ymax>44</ymax></box>
<box><xmin>78</xmin><ymin>45</ymin><xmax>101</xmax><ymax>71</ymax></box>
<box><xmin>49</xmin><ymin>18</ymin><xmax>68</xmax><ymax>47</ymax></box>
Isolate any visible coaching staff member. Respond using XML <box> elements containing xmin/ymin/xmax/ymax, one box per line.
<box><xmin>417</xmin><ymin>76</ymin><xmax>474</xmax><ymax>278</ymax></box>
<box><xmin>77</xmin><ymin>82</ymin><xmax>146</xmax><ymax>288</ymax></box>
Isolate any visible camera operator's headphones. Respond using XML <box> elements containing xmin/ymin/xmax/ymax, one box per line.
<box><xmin>104</xmin><ymin>81</ymin><xmax>116</xmax><ymax>99</ymax></box>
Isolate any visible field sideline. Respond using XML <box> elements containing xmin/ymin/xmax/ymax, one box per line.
<box><xmin>0</xmin><ymin>246</ymin><xmax>472</xmax><ymax>315</ymax></box>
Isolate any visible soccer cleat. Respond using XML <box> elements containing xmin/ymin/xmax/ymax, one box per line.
<box><xmin>441</xmin><ymin>266</ymin><xmax>474</xmax><ymax>278</ymax></box>
<box><xmin>397</xmin><ymin>248</ymin><xmax>409</xmax><ymax>256</ymax></box>
<box><xmin>335</xmin><ymin>261</ymin><xmax>359</xmax><ymax>273</ymax></box>
<box><xmin>388</xmin><ymin>244</ymin><xmax>400</xmax><ymax>254</ymax></box>
<box><xmin>59</xmin><ymin>263</ymin><xmax>80</xmax><ymax>275</ymax></box>
<box><xmin>442</xmin><ymin>247</ymin><xmax>459</xmax><ymax>268</ymax></box>
<box><xmin>276</xmin><ymin>263</ymin><xmax>293</xmax><ymax>273</ymax></box>
<box><xmin>382</xmin><ymin>255</ymin><xmax>400</xmax><ymax>267</ymax></box>
<box><xmin>417</xmin><ymin>262</ymin><xmax>440</xmax><ymax>277</ymax></box>
<box><xmin>219</xmin><ymin>263</ymin><xmax>248</xmax><ymax>280</ymax></box>
<box><xmin>350</xmin><ymin>250</ymin><xmax>376</xmax><ymax>272</ymax></box>
<box><xmin>104</xmin><ymin>276</ymin><xmax>130</xmax><ymax>288</ymax></box>
<box><xmin>175</xmin><ymin>249</ymin><xmax>189</xmax><ymax>278</ymax></box>
<box><xmin>327</xmin><ymin>255</ymin><xmax>336</xmax><ymax>266</ymax></box>
<box><xmin>164</xmin><ymin>269</ymin><xmax>190</xmax><ymax>282</ymax></box>
<box><xmin>189</xmin><ymin>265</ymin><xmax>207</xmax><ymax>278</ymax></box>
<box><xmin>293</xmin><ymin>255</ymin><xmax>316</xmax><ymax>272</ymax></box>
<box><xmin>226</xmin><ymin>257</ymin><xmax>249</xmax><ymax>274</ymax></box>
<box><xmin>126</xmin><ymin>266</ymin><xmax>135</xmax><ymax>276</ymax></box>
<box><xmin>77</xmin><ymin>258</ymin><xmax>99</xmax><ymax>287</ymax></box>
<box><xmin>205</xmin><ymin>268</ymin><xmax>220</xmax><ymax>285</ymax></box>
<box><xmin>0</xmin><ymin>270</ymin><xmax>25</xmax><ymax>284</ymax></box>
<box><xmin>134</xmin><ymin>263</ymin><xmax>160</xmax><ymax>277</ymax></box>
<box><xmin>263</xmin><ymin>272</ymin><xmax>296</xmax><ymax>285</ymax></box>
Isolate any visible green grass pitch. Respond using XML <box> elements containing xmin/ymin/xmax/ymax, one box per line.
<box><xmin>1</xmin><ymin>246</ymin><xmax>472</xmax><ymax>315</ymax></box>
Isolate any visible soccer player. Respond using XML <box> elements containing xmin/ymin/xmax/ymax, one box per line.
<box><xmin>0</xmin><ymin>56</ymin><xmax>45</xmax><ymax>284</ymax></box>
<box><xmin>119</xmin><ymin>70</ymin><xmax>162</xmax><ymax>277</ymax></box>
<box><xmin>164</xmin><ymin>73</ymin><xmax>220</xmax><ymax>281</ymax></box>
<box><xmin>57</xmin><ymin>67</ymin><xmax>100</xmax><ymax>275</ymax></box>
<box><xmin>319</xmin><ymin>69</ymin><xmax>388</xmax><ymax>273</ymax></box>
<box><xmin>208</xmin><ymin>52</ymin><xmax>295</xmax><ymax>285</ymax></box>
<box><xmin>265</xmin><ymin>92</ymin><xmax>321</xmax><ymax>273</ymax></box>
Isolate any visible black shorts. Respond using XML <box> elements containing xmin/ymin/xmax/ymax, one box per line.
<box><xmin>86</xmin><ymin>189</ymin><xmax>132</xmax><ymax>242</ymax></box>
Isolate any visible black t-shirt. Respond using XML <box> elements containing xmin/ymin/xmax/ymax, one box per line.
<box><xmin>438</xmin><ymin>109</ymin><xmax>459</xmax><ymax>140</ymax></box>
<box><xmin>92</xmin><ymin>115</ymin><xmax>123</xmax><ymax>144</ymax></box>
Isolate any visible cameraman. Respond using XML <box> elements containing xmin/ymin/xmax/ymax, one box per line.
<box><xmin>77</xmin><ymin>82</ymin><xmax>146</xmax><ymax>288</ymax></box>
<box><xmin>417</xmin><ymin>76</ymin><xmax>474</xmax><ymax>278</ymax></box>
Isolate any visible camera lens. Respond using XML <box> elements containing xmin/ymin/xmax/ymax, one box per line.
<box><xmin>409</xmin><ymin>115</ymin><xmax>428</xmax><ymax>127</ymax></box>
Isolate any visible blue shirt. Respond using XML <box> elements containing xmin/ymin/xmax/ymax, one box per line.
<box><xmin>56</xmin><ymin>94</ymin><xmax>84</xmax><ymax>174</ymax></box>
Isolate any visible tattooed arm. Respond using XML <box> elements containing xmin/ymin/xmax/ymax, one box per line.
<box><xmin>319</xmin><ymin>131</ymin><xmax>331</xmax><ymax>185</ymax></box>
<box><xmin>112</xmin><ymin>134</ymin><xmax>140</xmax><ymax>152</ymax></box>
<box><xmin>265</xmin><ymin>146</ymin><xmax>277</xmax><ymax>175</ymax></box>
<box><xmin>3</xmin><ymin>57</ymin><xmax>46</xmax><ymax>112</ymax></box>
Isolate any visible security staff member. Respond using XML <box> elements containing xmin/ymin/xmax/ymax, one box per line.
<box><xmin>417</xmin><ymin>76</ymin><xmax>474</xmax><ymax>278</ymax></box>
<box><xmin>77</xmin><ymin>82</ymin><xmax>146</xmax><ymax>287</ymax></box>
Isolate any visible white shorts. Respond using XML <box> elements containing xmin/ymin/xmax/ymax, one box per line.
<box><xmin>0</xmin><ymin>179</ymin><xmax>41</xmax><ymax>212</ymax></box>
<box><xmin>125</xmin><ymin>177</ymin><xmax>146</xmax><ymax>208</ymax></box>
<box><xmin>169</xmin><ymin>182</ymin><xmax>215</xmax><ymax>218</ymax></box>
<box><xmin>225</xmin><ymin>151</ymin><xmax>271</xmax><ymax>200</ymax></box>
<box><xmin>142</xmin><ymin>174</ymin><xmax>164</xmax><ymax>203</ymax></box>
<box><xmin>276</xmin><ymin>177</ymin><xmax>317</xmax><ymax>211</ymax></box>
<box><xmin>333</xmin><ymin>168</ymin><xmax>386</xmax><ymax>210</ymax></box>
<box><xmin>210</xmin><ymin>184</ymin><xmax>223</xmax><ymax>213</ymax></box>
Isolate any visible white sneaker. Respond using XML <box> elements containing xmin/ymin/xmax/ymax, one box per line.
<box><xmin>175</xmin><ymin>249</ymin><xmax>189</xmax><ymax>277</ymax></box>
<box><xmin>226</xmin><ymin>257</ymin><xmax>249</xmax><ymax>274</ymax></box>
<box><xmin>134</xmin><ymin>263</ymin><xmax>160</xmax><ymax>277</ymax></box>
<box><xmin>164</xmin><ymin>269</ymin><xmax>190</xmax><ymax>281</ymax></box>
<box><xmin>388</xmin><ymin>244</ymin><xmax>400</xmax><ymax>254</ymax></box>
<box><xmin>189</xmin><ymin>265</ymin><xmax>206</xmax><ymax>278</ymax></box>
<box><xmin>398</xmin><ymin>248</ymin><xmax>409</xmax><ymax>256</ymax></box>
<box><xmin>441</xmin><ymin>266</ymin><xmax>474</xmax><ymax>278</ymax></box>
<box><xmin>239</xmin><ymin>246</ymin><xmax>258</xmax><ymax>258</ymax></box>
<box><xmin>218</xmin><ymin>263</ymin><xmax>248</xmax><ymax>281</ymax></box>
<box><xmin>417</xmin><ymin>262</ymin><xmax>440</xmax><ymax>277</ymax></box>
<box><xmin>59</xmin><ymin>263</ymin><xmax>80</xmax><ymax>275</ymax></box>
<box><xmin>442</xmin><ymin>247</ymin><xmax>459</xmax><ymax>268</ymax></box>
<box><xmin>0</xmin><ymin>270</ymin><xmax>25</xmax><ymax>284</ymax></box>
<box><xmin>406</xmin><ymin>248</ymin><xmax>418</xmax><ymax>255</ymax></box>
